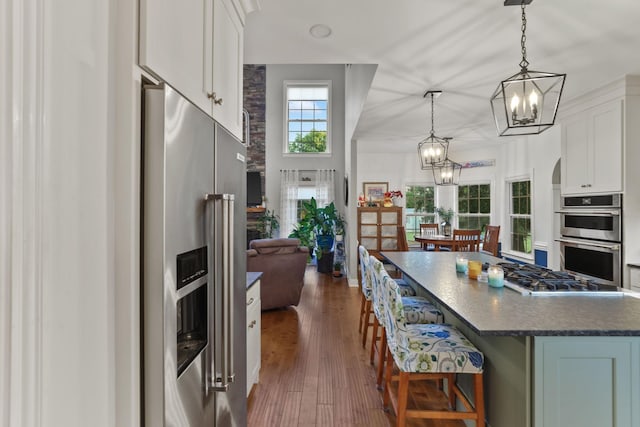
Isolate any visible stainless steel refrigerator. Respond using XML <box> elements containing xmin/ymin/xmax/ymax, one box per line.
<box><xmin>142</xmin><ymin>83</ymin><xmax>247</xmax><ymax>426</ymax></box>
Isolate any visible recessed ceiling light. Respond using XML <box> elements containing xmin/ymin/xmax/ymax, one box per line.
<box><xmin>309</xmin><ymin>24</ymin><xmax>332</xmax><ymax>39</ymax></box>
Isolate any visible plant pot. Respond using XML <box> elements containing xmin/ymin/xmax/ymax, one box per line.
<box><xmin>441</xmin><ymin>222</ymin><xmax>452</xmax><ymax>237</ymax></box>
<box><xmin>332</xmin><ymin>271</ymin><xmax>342</xmax><ymax>278</ymax></box>
<box><xmin>316</xmin><ymin>250</ymin><xmax>334</xmax><ymax>274</ymax></box>
<box><xmin>316</xmin><ymin>234</ymin><xmax>334</xmax><ymax>252</ymax></box>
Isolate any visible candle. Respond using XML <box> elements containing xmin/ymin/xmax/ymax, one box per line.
<box><xmin>468</xmin><ymin>260</ymin><xmax>482</xmax><ymax>280</ymax></box>
<box><xmin>455</xmin><ymin>256</ymin><xmax>468</xmax><ymax>273</ymax></box>
<box><xmin>488</xmin><ymin>265</ymin><xmax>504</xmax><ymax>288</ymax></box>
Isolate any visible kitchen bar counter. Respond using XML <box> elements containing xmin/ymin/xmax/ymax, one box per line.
<box><xmin>382</xmin><ymin>251</ymin><xmax>640</xmax><ymax>336</ymax></box>
<box><xmin>383</xmin><ymin>251</ymin><xmax>640</xmax><ymax>427</ymax></box>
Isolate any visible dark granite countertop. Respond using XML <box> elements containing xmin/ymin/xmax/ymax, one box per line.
<box><xmin>382</xmin><ymin>251</ymin><xmax>640</xmax><ymax>337</ymax></box>
<box><xmin>246</xmin><ymin>272</ymin><xmax>262</xmax><ymax>290</ymax></box>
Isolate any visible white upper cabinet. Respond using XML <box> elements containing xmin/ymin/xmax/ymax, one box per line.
<box><xmin>212</xmin><ymin>0</ymin><xmax>243</xmax><ymax>138</ymax></box>
<box><xmin>561</xmin><ymin>99</ymin><xmax>623</xmax><ymax>195</ymax></box>
<box><xmin>139</xmin><ymin>0</ymin><xmax>244</xmax><ymax>139</ymax></box>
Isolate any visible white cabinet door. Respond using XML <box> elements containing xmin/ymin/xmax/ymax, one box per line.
<box><xmin>561</xmin><ymin>99</ymin><xmax>623</xmax><ymax>195</ymax></box>
<box><xmin>561</xmin><ymin>114</ymin><xmax>590</xmax><ymax>195</ymax></box>
<box><xmin>212</xmin><ymin>0</ymin><xmax>244</xmax><ymax>138</ymax></box>
<box><xmin>139</xmin><ymin>0</ymin><xmax>212</xmax><ymax>114</ymax></box>
<box><xmin>590</xmin><ymin>100</ymin><xmax>623</xmax><ymax>194</ymax></box>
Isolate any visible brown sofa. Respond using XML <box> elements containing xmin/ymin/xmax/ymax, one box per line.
<box><xmin>246</xmin><ymin>238</ymin><xmax>309</xmax><ymax>310</ymax></box>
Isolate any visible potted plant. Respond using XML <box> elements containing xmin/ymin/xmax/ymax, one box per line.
<box><xmin>288</xmin><ymin>197</ymin><xmax>342</xmax><ymax>273</ymax></box>
<box><xmin>332</xmin><ymin>261</ymin><xmax>343</xmax><ymax>278</ymax></box>
<box><xmin>435</xmin><ymin>207</ymin><xmax>455</xmax><ymax>236</ymax></box>
<box><xmin>256</xmin><ymin>209</ymin><xmax>279</xmax><ymax>238</ymax></box>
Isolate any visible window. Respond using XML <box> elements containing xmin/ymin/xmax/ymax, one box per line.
<box><xmin>457</xmin><ymin>184</ymin><xmax>491</xmax><ymax>234</ymax></box>
<box><xmin>285</xmin><ymin>82</ymin><xmax>330</xmax><ymax>154</ymax></box>
<box><xmin>404</xmin><ymin>185</ymin><xmax>436</xmax><ymax>242</ymax></box>
<box><xmin>509</xmin><ymin>180</ymin><xmax>532</xmax><ymax>254</ymax></box>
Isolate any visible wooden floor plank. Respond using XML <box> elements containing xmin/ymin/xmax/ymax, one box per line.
<box><xmin>248</xmin><ymin>266</ymin><xmax>466</xmax><ymax>427</ymax></box>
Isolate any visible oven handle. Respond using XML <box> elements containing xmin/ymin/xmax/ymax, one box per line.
<box><xmin>555</xmin><ymin>210</ymin><xmax>620</xmax><ymax>216</ymax></box>
<box><xmin>555</xmin><ymin>238</ymin><xmax>620</xmax><ymax>251</ymax></box>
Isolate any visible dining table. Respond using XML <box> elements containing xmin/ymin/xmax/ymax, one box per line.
<box><xmin>414</xmin><ymin>233</ymin><xmax>456</xmax><ymax>251</ymax></box>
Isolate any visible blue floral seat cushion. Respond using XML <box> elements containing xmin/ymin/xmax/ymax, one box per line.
<box><xmin>397</xmin><ymin>282</ymin><xmax>416</xmax><ymax>297</ymax></box>
<box><xmin>393</xmin><ymin>323</ymin><xmax>484</xmax><ymax>374</ymax></box>
<box><xmin>402</xmin><ymin>297</ymin><xmax>444</xmax><ymax>324</ymax></box>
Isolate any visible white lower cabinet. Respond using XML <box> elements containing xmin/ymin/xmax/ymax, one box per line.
<box><xmin>534</xmin><ymin>336</ymin><xmax>640</xmax><ymax>427</ymax></box>
<box><xmin>246</xmin><ymin>280</ymin><xmax>261</xmax><ymax>395</ymax></box>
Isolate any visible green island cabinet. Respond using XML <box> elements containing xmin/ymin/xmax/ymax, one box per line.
<box><xmin>534</xmin><ymin>336</ymin><xmax>640</xmax><ymax>427</ymax></box>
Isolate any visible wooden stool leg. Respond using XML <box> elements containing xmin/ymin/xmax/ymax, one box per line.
<box><xmin>383</xmin><ymin>347</ymin><xmax>394</xmax><ymax>409</ymax></box>
<box><xmin>358</xmin><ymin>293</ymin><xmax>365</xmax><ymax>333</ymax></box>
<box><xmin>396</xmin><ymin>372</ymin><xmax>409</xmax><ymax>427</ymax></box>
<box><xmin>369</xmin><ymin>317</ymin><xmax>379</xmax><ymax>364</ymax></box>
<box><xmin>376</xmin><ymin>327</ymin><xmax>386</xmax><ymax>389</ymax></box>
<box><xmin>475</xmin><ymin>373</ymin><xmax>485</xmax><ymax>427</ymax></box>
<box><xmin>362</xmin><ymin>300</ymin><xmax>371</xmax><ymax>348</ymax></box>
<box><xmin>447</xmin><ymin>373</ymin><xmax>455</xmax><ymax>409</ymax></box>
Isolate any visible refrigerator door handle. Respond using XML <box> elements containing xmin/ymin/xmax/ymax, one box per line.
<box><xmin>204</xmin><ymin>193</ymin><xmax>234</xmax><ymax>392</ymax></box>
<box><xmin>226</xmin><ymin>194</ymin><xmax>235</xmax><ymax>383</ymax></box>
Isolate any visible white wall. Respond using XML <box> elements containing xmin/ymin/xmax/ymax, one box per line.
<box><xmin>1</xmin><ymin>0</ymin><xmax>142</xmax><ymax>425</ymax></box>
<box><xmin>265</xmin><ymin>64</ymin><xmax>347</xmax><ymax>233</ymax></box>
<box><xmin>356</xmin><ymin>131</ymin><xmax>561</xmax><ymax>266</ymax></box>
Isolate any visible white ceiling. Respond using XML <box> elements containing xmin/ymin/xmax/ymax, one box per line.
<box><xmin>244</xmin><ymin>0</ymin><xmax>640</xmax><ymax>153</ymax></box>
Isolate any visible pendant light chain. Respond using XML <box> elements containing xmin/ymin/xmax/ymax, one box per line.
<box><xmin>519</xmin><ymin>2</ymin><xmax>529</xmax><ymax>70</ymax></box>
<box><xmin>430</xmin><ymin>92</ymin><xmax>435</xmax><ymax>136</ymax></box>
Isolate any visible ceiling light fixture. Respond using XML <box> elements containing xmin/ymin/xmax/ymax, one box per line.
<box><xmin>433</xmin><ymin>158</ymin><xmax>462</xmax><ymax>186</ymax></box>
<box><xmin>418</xmin><ymin>90</ymin><xmax>450</xmax><ymax>170</ymax></box>
<box><xmin>490</xmin><ymin>0</ymin><xmax>566</xmax><ymax>136</ymax></box>
<box><xmin>309</xmin><ymin>24</ymin><xmax>332</xmax><ymax>39</ymax></box>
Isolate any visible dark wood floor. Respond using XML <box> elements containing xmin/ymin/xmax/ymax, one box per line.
<box><xmin>247</xmin><ymin>266</ymin><xmax>465</xmax><ymax>427</ymax></box>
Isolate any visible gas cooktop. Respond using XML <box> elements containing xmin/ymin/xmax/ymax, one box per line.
<box><xmin>497</xmin><ymin>262</ymin><xmax>623</xmax><ymax>296</ymax></box>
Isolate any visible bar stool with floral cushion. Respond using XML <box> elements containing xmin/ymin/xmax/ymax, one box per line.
<box><xmin>357</xmin><ymin>245</ymin><xmax>375</xmax><ymax>348</ymax></box>
<box><xmin>358</xmin><ymin>245</ymin><xmax>416</xmax><ymax>348</ymax></box>
<box><xmin>369</xmin><ymin>256</ymin><xmax>443</xmax><ymax>388</ymax></box>
<box><xmin>380</xmin><ymin>269</ymin><xmax>485</xmax><ymax>427</ymax></box>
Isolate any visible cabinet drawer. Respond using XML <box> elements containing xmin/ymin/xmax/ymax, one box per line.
<box><xmin>247</xmin><ymin>280</ymin><xmax>260</xmax><ymax>308</ymax></box>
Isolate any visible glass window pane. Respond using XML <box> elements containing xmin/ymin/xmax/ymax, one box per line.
<box><xmin>479</xmin><ymin>184</ymin><xmax>490</xmax><ymax>198</ymax></box>
<box><xmin>458</xmin><ymin>199</ymin><xmax>469</xmax><ymax>213</ymax></box>
<box><xmin>480</xmin><ymin>199</ymin><xmax>490</xmax><ymax>214</ymax></box>
<box><xmin>512</xmin><ymin>182</ymin><xmax>520</xmax><ymax>197</ymax></box>
<box><xmin>469</xmin><ymin>199</ymin><xmax>478</xmax><ymax>213</ymax></box>
<box><xmin>469</xmin><ymin>185</ymin><xmax>479</xmax><ymax>198</ymax></box>
<box><xmin>458</xmin><ymin>186</ymin><xmax>469</xmax><ymax>198</ymax></box>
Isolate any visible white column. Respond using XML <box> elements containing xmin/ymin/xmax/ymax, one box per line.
<box><xmin>1</xmin><ymin>0</ymin><xmax>45</xmax><ymax>426</ymax></box>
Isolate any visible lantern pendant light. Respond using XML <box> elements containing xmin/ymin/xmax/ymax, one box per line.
<box><xmin>433</xmin><ymin>158</ymin><xmax>462</xmax><ymax>186</ymax></box>
<box><xmin>490</xmin><ymin>1</ymin><xmax>566</xmax><ymax>136</ymax></box>
<box><xmin>418</xmin><ymin>91</ymin><xmax>450</xmax><ymax>170</ymax></box>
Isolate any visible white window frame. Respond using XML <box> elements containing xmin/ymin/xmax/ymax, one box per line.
<box><xmin>504</xmin><ymin>174</ymin><xmax>534</xmax><ymax>261</ymax></box>
<box><xmin>283</xmin><ymin>80</ymin><xmax>332</xmax><ymax>156</ymax></box>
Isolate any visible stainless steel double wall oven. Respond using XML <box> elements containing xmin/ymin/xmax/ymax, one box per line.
<box><xmin>556</xmin><ymin>194</ymin><xmax>622</xmax><ymax>286</ymax></box>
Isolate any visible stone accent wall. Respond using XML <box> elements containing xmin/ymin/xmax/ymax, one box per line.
<box><xmin>243</xmin><ymin>65</ymin><xmax>266</xmax><ymax>193</ymax></box>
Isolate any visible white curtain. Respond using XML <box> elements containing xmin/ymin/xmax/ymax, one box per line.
<box><xmin>315</xmin><ymin>169</ymin><xmax>335</xmax><ymax>207</ymax></box>
<box><xmin>280</xmin><ymin>169</ymin><xmax>299</xmax><ymax>238</ymax></box>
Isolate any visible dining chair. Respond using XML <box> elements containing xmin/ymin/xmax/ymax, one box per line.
<box><xmin>397</xmin><ymin>226</ymin><xmax>409</xmax><ymax>251</ymax></box>
<box><xmin>452</xmin><ymin>229</ymin><xmax>481</xmax><ymax>252</ymax></box>
<box><xmin>419</xmin><ymin>223</ymin><xmax>439</xmax><ymax>250</ymax></box>
<box><xmin>481</xmin><ymin>225</ymin><xmax>501</xmax><ymax>257</ymax></box>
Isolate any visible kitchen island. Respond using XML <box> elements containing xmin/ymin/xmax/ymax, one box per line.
<box><xmin>382</xmin><ymin>251</ymin><xmax>640</xmax><ymax>427</ymax></box>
